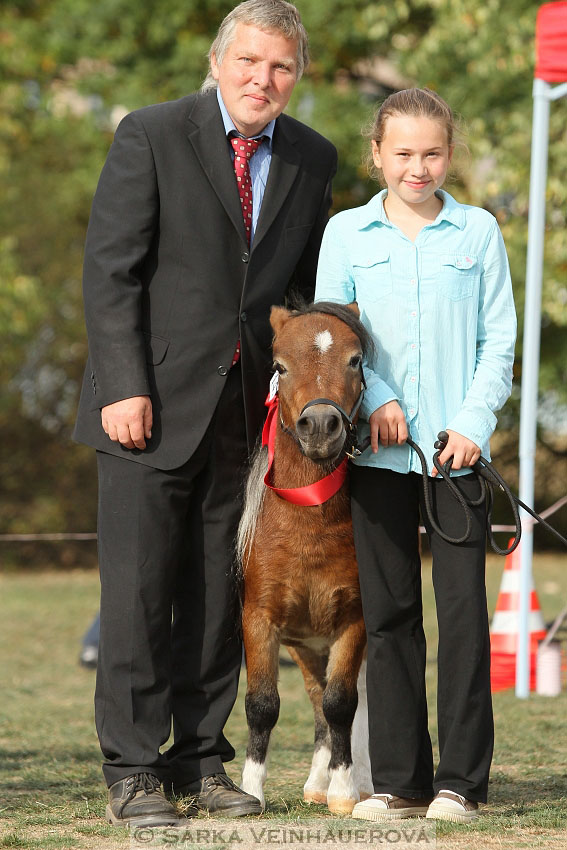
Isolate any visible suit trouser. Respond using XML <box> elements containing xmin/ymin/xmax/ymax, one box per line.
<box><xmin>350</xmin><ymin>466</ymin><xmax>494</xmax><ymax>803</ymax></box>
<box><xmin>95</xmin><ymin>365</ymin><xmax>248</xmax><ymax>788</ymax></box>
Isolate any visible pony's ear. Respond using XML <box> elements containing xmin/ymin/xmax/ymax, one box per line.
<box><xmin>346</xmin><ymin>301</ymin><xmax>360</xmax><ymax>318</ymax></box>
<box><xmin>270</xmin><ymin>305</ymin><xmax>292</xmax><ymax>336</ymax></box>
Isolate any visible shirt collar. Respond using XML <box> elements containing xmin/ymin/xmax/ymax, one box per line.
<box><xmin>357</xmin><ymin>188</ymin><xmax>466</xmax><ymax>231</ymax></box>
<box><xmin>216</xmin><ymin>88</ymin><xmax>275</xmax><ymax>148</ymax></box>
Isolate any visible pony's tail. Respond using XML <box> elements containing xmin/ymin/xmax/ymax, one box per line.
<box><xmin>235</xmin><ymin>442</ymin><xmax>269</xmax><ymax>575</ymax></box>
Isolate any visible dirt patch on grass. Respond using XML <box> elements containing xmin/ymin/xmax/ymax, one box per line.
<box><xmin>437</xmin><ymin>831</ymin><xmax>567</xmax><ymax>849</ymax></box>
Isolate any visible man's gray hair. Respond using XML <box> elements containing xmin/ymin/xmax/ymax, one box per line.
<box><xmin>201</xmin><ymin>0</ymin><xmax>309</xmax><ymax>91</ymax></box>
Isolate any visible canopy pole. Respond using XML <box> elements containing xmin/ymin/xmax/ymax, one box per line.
<box><xmin>516</xmin><ymin>77</ymin><xmax>550</xmax><ymax>698</ymax></box>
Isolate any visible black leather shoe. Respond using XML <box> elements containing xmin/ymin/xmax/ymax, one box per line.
<box><xmin>106</xmin><ymin>772</ymin><xmax>192</xmax><ymax>827</ymax></box>
<box><xmin>174</xmin><ymin>773</ymin><xmax>262</xmax><ymax>817</ymax></box>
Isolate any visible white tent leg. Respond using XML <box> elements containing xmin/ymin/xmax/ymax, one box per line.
<box><xmin>516</xmin><ymin>78</ymin><xmax>550</xmax><ymax>698</ymax></box>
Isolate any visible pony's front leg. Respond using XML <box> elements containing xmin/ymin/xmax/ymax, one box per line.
<box><xmin>351</xmin><ymin>657</ymin><xmax>373</xmax><ymax>801</ymax></box>
<box><xmin>241</xmin><ymin>609</ymin><xmax>280</xmax><ymax>811</ymax></box>
<box><xmin>323</xmin><ymin>622</ymin><xmax>367</xmax><ymax>814</ymax></box>
<box><xmin>285</xmin><ymin>644</ymin><xmax>330</xmax><ymax>805</ymax></box>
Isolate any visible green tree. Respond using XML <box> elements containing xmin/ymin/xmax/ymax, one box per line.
<box><xmin>1</xmin><ymin>0</ymin><xmax>565</xmax><ymax>553</ymax></box>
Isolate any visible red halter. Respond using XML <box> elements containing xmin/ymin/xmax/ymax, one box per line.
<box><xmin>261</xmin><ymin>394</ymin><xmax>348</xmax><ymax>506</ymax></box>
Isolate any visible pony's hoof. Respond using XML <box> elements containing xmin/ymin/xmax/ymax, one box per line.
<box><xmin>327</xmin><ymin>798</ymin><xmax>357</xmax><ymax>815</ymax></box>
<box><xmin>304</xmin><ymin>791</ymin><xmax>328</xmax><ymax>805</ymax></box>
<box><xmin>359</xmin><ymin>791</ymin><xmax>372</xmax><ymax>801</ymax></box>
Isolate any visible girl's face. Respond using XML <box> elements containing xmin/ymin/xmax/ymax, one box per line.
<box><xmin>372</xmin><ymin>115</ymin><xmax>453</xmax><ymax>212</ymax></box>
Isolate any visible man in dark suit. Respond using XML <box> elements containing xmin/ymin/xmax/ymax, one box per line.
<box><xmin>73</xmin><ymin>0</ymin><xmax>337</xmax><ymax>829</ymax></box>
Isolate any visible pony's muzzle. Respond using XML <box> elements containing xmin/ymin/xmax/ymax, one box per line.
<box><xmin>296</xmin><ymin>404</ymin><xmax>345</xmax><ymax>459</ymax></box>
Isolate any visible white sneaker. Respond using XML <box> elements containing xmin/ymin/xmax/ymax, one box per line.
<box><xmin>352</xmin><ymin>793</ymin><xmax>432</xmax><ymax>821</ymax></box>
<box><xmin>426</xmin><ymin>790</ymin><xmax>479</xmax><ymax>822</ymax></box>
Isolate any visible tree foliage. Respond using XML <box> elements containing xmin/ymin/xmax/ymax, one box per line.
<box><xmin>1</xmin><ymin>0</ymin><xmax>565</xmax><ymax>550</ymax></box>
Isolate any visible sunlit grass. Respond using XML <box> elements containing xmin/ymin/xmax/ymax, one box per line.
<box><xmin>0</xmin><ymin>557</ymin><xmax>566</xmax><ymax>849</ymax></box>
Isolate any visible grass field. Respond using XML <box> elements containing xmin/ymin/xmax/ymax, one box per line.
<box><xmin>0</xmin><ymin>553</ymin><xmax>566</xmax><ymax>849</ymax></box>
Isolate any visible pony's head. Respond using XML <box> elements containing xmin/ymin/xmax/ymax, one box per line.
<box><xmin>270</xmin><ymin>301</ymin><xmax>374</xmax><ymax>463</ymax></box>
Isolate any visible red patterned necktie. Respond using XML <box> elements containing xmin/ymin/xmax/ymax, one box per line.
<box><xmin>230</xmin><ymin>136</ymin><xmax>263</xmax><ymax>245</ymax></box>
<box><xmin>229</xmin><ymin>136</ymin><xmax>262</xmax><ymax>368</ymax></box>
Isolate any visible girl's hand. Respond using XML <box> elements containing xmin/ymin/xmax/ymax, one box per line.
<box><xmin>432</xmin><ymin>429</ymin><xmax>480</xmax><ymax>476</ymax></box>
<box><xmin>368</xmin><ymin>401</ymin><xmax>408</xmax><ymax>453</ymax></box>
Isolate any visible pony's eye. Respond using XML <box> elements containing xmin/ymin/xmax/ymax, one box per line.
<box><xmin>349</xmin><ymin>355</ymin><xmax>362</xmax><ymax>369</ymax></box>
<box><xmin>273</xmin><ymin>362</ymin><xmax>287</xmax><ymax>375</ymax></box>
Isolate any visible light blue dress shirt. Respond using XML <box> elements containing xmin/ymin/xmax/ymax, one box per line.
<box><xmin>315</xmin><ymin>189</ymin><xmax>517</xmax><ymax>476</ymax></box>
<box><xmin>217</xmin><ymin>88</ymin><xmax>274</xmax><ymax>246</ymax></box>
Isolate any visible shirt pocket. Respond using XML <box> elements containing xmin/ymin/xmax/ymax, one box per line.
<box><xmin>438</xmin><ymin>253</ymin><xmax>479</xmax><ymax>300</ymax></box>
<box><xmin>352</xmin><ymin>250</ymin><xmax>392</xmax><ymax>302</ymax></box>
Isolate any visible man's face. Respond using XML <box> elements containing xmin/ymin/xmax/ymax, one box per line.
<box><xmin>211</xmin><ymin>23</ymin><xmax>299</xmax><ymax>137</ymax></box>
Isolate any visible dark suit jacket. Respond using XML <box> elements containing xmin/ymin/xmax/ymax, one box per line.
<box><xmin>73</xmin><ymin>90</ymin><xmax>337</xmax><ymax>469</ymax></box>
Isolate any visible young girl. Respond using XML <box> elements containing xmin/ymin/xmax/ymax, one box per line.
<box><xmin>315</xmin><ymin>88</ymin><xmax>516</xmax><ymax>823</ymax></box>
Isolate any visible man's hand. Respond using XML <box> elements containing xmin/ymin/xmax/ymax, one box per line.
<box><xmin>101</xmin><ymin>396</ymin><xmax>153</xmax><ymax>450</ymax></box>
<box><xmin>431</xmin><ymin>429</ymin><xmax>480</xmax><ymax>477</ymax></box>
<box><xmin>368</xmin><ymin>400</ymin><xmax>408</xmax><ymax>453</ymax></box>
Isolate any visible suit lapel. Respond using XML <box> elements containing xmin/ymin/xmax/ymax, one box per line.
<box><xmin>186</xmin><ymin>94</ymin><xmax>301</xmax><ymax>250</ymax></box>
<box><xmin>253</xmin><ymin>115</ymin><xmax>300</xmax><ymax>249</ymax></box>
<box><xmin>185</xmin><ymin>92</ymin><xmax>247</xmax><ymax>243</ymax></box>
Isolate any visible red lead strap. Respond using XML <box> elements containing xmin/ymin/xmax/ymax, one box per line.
<box><xmin>262</xmin><ymin>395</ymin><xmax>348</xmax><ymax>506</ymax></box>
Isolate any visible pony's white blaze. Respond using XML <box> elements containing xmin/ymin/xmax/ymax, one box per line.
<box><xmin>314</xmin><ymin>329</ymin><xmax>333</xmax><ymax>353</ymax></box>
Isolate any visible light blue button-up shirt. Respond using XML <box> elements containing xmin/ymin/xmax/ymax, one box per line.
<box><xmin>315</xmin><ymin>189</ymin><xmax>517</xmax><ymax>475</ymax></box>
<box><xmin>217</xmin><ymin>88</ymin><xmax>274</xmax><ymax>245</ymax></box>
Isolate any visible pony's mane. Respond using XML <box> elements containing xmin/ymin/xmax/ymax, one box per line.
<box><xmin>287</xmin><ymin>298</ymin><xmax>376</xmax><ymax>361</ymax></box>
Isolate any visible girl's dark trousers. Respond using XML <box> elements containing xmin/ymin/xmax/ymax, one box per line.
<box><xmin>350</xmin><ymin>466</ymin><xmax>493</xmax><ymax>803</ymax></box>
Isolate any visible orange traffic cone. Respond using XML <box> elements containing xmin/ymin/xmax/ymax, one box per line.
<box><xmin>490</xmin><ymin>539</ymin><xmax>546</xmax><ymax>692</ymax></box>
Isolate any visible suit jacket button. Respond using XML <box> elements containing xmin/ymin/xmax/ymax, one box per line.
<box><xmin>241</xmin><ymin>251</ymin><xmax>250</xmax><ymax>263</ymax></box>
<box><xmin>218</xmin><ymin>365</ymin><xmax>228</xmax><ymax>376</ymax></box>
<box><xmin>240</xmin><ymin>311</ymin><xmax>247</xmax><ymax>322</ymax></box>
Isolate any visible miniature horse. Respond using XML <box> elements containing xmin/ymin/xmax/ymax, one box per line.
<box><xmin>237</xmin><ymin>301</ymin><xmax>374</xmax><ymax>814</ymax></box>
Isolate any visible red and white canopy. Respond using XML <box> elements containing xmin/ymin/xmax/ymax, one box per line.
<box><xmin>535</xmin><ymin>1</ymin><xmax>567</xmax><ymax>82</ymax></box>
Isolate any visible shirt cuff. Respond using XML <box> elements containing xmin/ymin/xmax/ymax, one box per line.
<box><xmin>360</xmin><ymin>374</ymin><xmax>399</xmax><ymax>421</ymax></box>
<box><xmin>446</xmin><ymin>409</ymin><xmax>497</xmax><ymax>449</ymax></box>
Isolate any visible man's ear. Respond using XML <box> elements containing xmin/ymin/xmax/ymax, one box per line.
<box><xmin>210</xmin><ymin>52</ymin><xmax>220</xmax><ymax>81</ymax></box>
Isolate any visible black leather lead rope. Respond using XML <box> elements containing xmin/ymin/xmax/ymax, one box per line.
<box><xmin>409</xmin><ymin>434</ymin><xmax>481</xmax><ymax>547</ymax></box>
<box><xmin>355</xmin><ymin>430</ymin><xmax>567</xmax><ymax>556</ymax></box>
